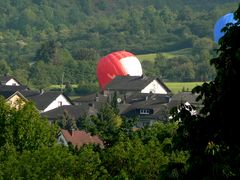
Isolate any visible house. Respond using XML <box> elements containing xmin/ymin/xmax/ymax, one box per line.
<box><xmin>104</xmin><ymin>75</ymin><xmax>172</xmax><ymax>97</ymax></box>
<box><xmin>21</xmin><ymin>90</ymin><xmax>73</xmax><ymax>113</ymax></box>
<box><xmin>121</xmin><ymin>93</ymin><xmax>171</xmax><ymax>127</ymax></box>
<box><xmin>57</xmin><ymin>129</ymin><xmax>104</xmax><ymax>149</ymax></box>
<box><xmin>0</xmin><ymin>91</ymin><xmax>28</xmax><ymax>109</ymax></box>
<box><xmin>0</xmin><ymin>75</ymin><xmax>22</xmax><ymax>86</ymax></box>
<box><xmin>0</xmin><ymin>75</ymin><xmax>29</xmax><ymax>92</ymax></box>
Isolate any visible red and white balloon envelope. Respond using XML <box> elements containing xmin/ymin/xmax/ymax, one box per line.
<box><xmin>96</xmin><ymin>50</ymin><xmax>143</xmax><ymax>90</ymax></box>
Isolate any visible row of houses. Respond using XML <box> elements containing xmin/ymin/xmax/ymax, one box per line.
<box><xmin>0</xmin><ymin>75</ymin><xmax>200</xmax><ymax>148</ymax></box>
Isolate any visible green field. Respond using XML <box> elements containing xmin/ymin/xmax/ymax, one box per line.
<box><xmin>137</xmin><ymin>48</ymin><xmax>192</xmax><ymax>62</ymax></box>
<box><xmin>165</xmin><ymin>82</ymin><xmax>204</xmax><ymax>94</ymax></box>
<box><xmin>137</xmin><ymin>53</ymin><xmax>156</xmax><ymax>62</ymax></box>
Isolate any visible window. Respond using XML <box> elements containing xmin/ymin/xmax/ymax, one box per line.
<box><xmin>140</xmin><ymin>109</ymin><xmax>150</xmax><ymax>115</ymax></box>
<box><xmin>58</xmin><ymin>101</ymin><xmax>63</xmax><ymax>107</ymax></box>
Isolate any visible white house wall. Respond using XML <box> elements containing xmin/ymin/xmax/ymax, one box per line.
<box><xmin>5</xmin><ymin>79</ymin><xmax>20</xmax><ymax>86</ymax></box>
<box><xmin>57</xmin><ymin>133</ymin><xmax>68</xmax><ymax>146</ymax></box>
<box><xmin>141</xmin><ymin>80</ymin><xmax>167</xmax><ymax>94</ymax></box>
<box><xmin>44</xmin><ymin>94</ymin><xmax>71</xmax><ymax>112</ymax></box>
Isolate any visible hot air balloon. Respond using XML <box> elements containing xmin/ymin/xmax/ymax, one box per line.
<box><xmin>214</xmin><ymin>12</ymin><xmax>237</xmax><ymax>43</ymax></box>
<box><xmin>96</xmin><ymin>50</ymin><xmax>143</xmax><ymax>90</ymax></box>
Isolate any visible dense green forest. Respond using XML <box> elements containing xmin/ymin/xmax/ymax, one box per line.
<box><xmin>0</xmin><ymin>0</ymin><xmax>238</xmax><ymax>92</ymax></box>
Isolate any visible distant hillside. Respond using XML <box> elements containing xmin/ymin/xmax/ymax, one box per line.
<box><xmin>0</xmin><ymin>0</ymin><xmax>238</xmax><ymax>56</ymax></box>
<box><xmin>0</xmin><ymin>0</ymin><xmax>238</xmax><ymax>88</ymax></box>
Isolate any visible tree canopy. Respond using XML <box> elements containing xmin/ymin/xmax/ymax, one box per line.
<box><xmin>171</xmin><ymin>4</ymin><xmax>240</xmax><ymax>179</ymax></box>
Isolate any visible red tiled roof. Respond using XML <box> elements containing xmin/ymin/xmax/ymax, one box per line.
<box><xmin>61</xmin><ymin>129</ymin><xmax>104</xmax><ymax>149</ymax></box>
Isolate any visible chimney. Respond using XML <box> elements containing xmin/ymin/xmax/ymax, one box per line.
<box><xmin>95</xmin><ymin>93</ymin><xmax>99</xmax><ymax>102</ymax></box>
<box><xmin>145</xmin><ymin>95</ymin><xmax>148</xmax><ymax>101</ymax></box>
<box><xmin>69</xmin><ymin>128</ymin><xmax>75</xmax><ymax>136</ymax></box>
<box><xmin>39</xmin><ymin>89</ymin><xmax>44</xmax><ymax>95</ymax></box>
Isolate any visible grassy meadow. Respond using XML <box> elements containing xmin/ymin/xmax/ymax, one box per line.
<box><xmin>165</xmin><ymin>82</ymin><xmax>204</xmax><ymax>94</ymax></box>
<box><xmin>137</xmin><ymin>48</ymin><xmax>192</xmax><ymax>62</ymax></box>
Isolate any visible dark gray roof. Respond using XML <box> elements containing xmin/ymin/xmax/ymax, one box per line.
<box><xmin>118</xmin><ymin>103</ymin><xmax>132</xmax><ymax>115</ymax></box>
<box><xmin>0</xmin><ymin>91</ymin><xmax>16</xmax><ymax>99</ymax></box>
<box><xmin>152</xmin><ymin>104</ymin><xmax>171</xmax><ymax>120</ymax></box>
<box><xmin>41</xmin><ymin>105</ymin><xmax>92</xmax><ymax>121</ymax></box>
<box><xmin>20</xmin><ymin>90</ymin><xmax>41</xmax><ymax>97</ymax></box>
<box><xmin>73</xmin><ymin>92</ymin><xmax>108</xmax><ymax>104</ymax></box>
<box><xmin>139</xmin><ymin>104</ymin><xmax>170</xmax><ymax>122</ymax></box>
<box><xmin>121</xmin><ymin>99</ymin><xmax>170</xmax><ymax>122</ymax></box>
<box><xmin>125</xmin><ymin>93</ymin><xmax>171</xmax><ymax>104</ymax></box>
<box><xmin>121</xmin><ymin>93</ymin><xmax>170</xmax><ymax>114</ymax></box>
<box><xmin>105</xmin><ymin>75</ymin><xmax>171</xmax><ymax>93</ymax></box>
<box><xmin>0</xmin><ymin>85</ymin><xmax>29</xmax><ymax>92</ymax></box>
<box><xmin>168</xmin><ymin>92</ymin><xmax>200</xmax><ymax>109</ymax></box>
<box><xmin>22</xmin><ymin>90</ymin><xmax>73</xmax><ymax>110</ymax></box>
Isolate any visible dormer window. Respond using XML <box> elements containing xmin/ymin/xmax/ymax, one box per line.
<box><xmin>140</xmin><ymin>109</ymin><xmax>150</xmax><ymax>115</ymax></box>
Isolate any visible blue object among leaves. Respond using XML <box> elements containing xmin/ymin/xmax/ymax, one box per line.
<box><xmin>213</xmin><ymin>13</ymin><xmax>237</xmax><ymax>43</ymax></box>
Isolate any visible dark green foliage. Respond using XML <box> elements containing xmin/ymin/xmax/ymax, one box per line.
<box><xmin>74</xmin><ymin>81</ymin><xmax>99</xmax><ymax>95</ymax></box>
<box><xmin>0</xmin><ymin>60</ymin><xmax>12</xmax><ymax>77</ymax></box>
<box><xmin>171</xmin><ymin>4</ymin><xmax>240</xmax><ymax>179</ymax></box>
<box><xmin>72</xmin><ymin>48</ymin><xmax>100</xmax><ymax>61</ymax></box>
<box><xmin>0</xmin><ymin>98</ymin><xmax>58</xmax><ymax>152</ymax></box>
<box><xmin>58</xmin><ymin>110</ymin><xmax>77</xmax><ymax>130</ymax></box>
<box><xmin>155</xmin><ymin>55</ymin><xmax>196</xmax><ymax>81</ymax></box>
<box><xmin>100</xmin><ymin>122</ymin><xmax>189</xmax><ymax>179</ymax></box>
<box><xmin>63</xmin><ymin>81</ymin><xmax>73</xmax><ymax>95</ymax></box>
<box><xmin>80</xmin><ymin>103</ymin><xmax>123</xmax><ymax>146</ymax></box>
<box><xmin>0</xmin><ymin>144</ymin><xmax>107</xmax><ymax>179</ymax></box>
<box><xmin>110</xmin><ymin>91</ymin><xmax>119</xmax><ymax>114</ymax></box>
<box><xmin>34</xmin><ymin>40</ymin><xmax>58</xmax><ymax>63</ymax></box>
